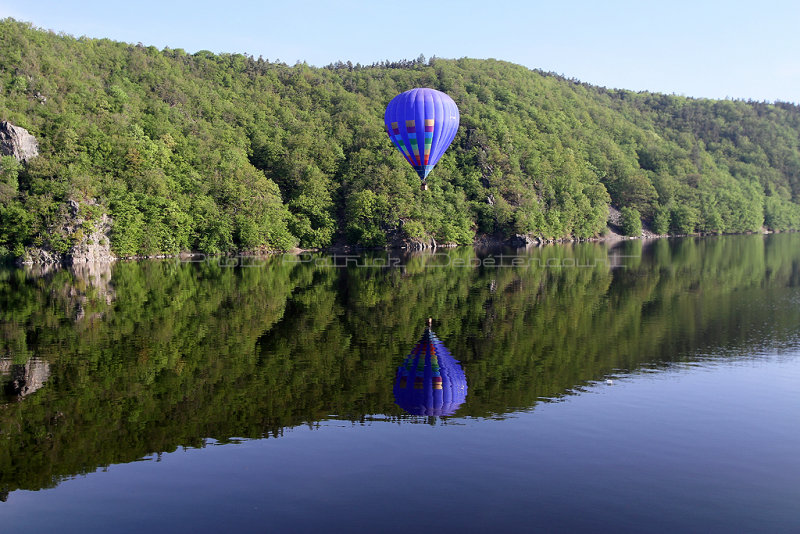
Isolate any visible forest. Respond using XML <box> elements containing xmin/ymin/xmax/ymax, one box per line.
<box><xmin>1</xmin><ymin>18</ymin><xmax>800</xmax><ymax>257</ymax></box>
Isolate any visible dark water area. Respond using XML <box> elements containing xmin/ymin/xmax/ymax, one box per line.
<box><xmin>1</xmin><ymin>234</ymin><xmax>800</xmax><ymax>532</ymax></box>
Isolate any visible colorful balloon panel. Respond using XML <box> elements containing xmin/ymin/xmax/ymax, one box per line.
<box><xmin>384</xmin><ymin>88</ymin><xmax>460</xmax><ymax>181</ymax></box>
<box><xmin>393</xmin><ymin>327</ymin><xmax>467</xmax><ymax>416</ymax></box>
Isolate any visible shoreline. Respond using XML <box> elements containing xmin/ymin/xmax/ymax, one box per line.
<box><xmin>7</xmin><ymin>228</ymin><xmax>781</xmax><ymax>266</ymax></box>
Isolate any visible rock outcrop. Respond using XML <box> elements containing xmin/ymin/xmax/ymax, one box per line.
<box><xmin>607</xmin><ymin>205</ymin><xmax>623</xmax><ymax>227</ymax></box>
<box><xmin>18</xmin><ymin>199</ymin><xmax>115</xmax><ymax>265</ymax></box>
<box><xmin>0</xmin><ymin>121</ymin><xmax>39</xmax><ymax>162</ymax></box>
<box><xmin>18</xmin><ymin>248</ymin><xmax>62</xmax><ymax>265</ymax></box>
<box><xmin>506</xmin><ymin>234</ymin><xmax>540</xmax><ymax>248</ymax></box>
<box><xmin>67</xmin><ymin>211</ymin><xmax>115</xmax><ymax>264</ymax></box>
<box><xmin>386</xmin><ymin>225</ymin><xmax>438</xmax><ymax>251</ymax></box>
<box><xmin>395</xmin><ymin>236</ymin><xmax>437</xmax><ymax>251</ymax></box>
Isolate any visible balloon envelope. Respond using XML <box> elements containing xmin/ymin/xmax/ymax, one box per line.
<box><xmin>384</xmin><ymin>88</ymin><xmax>460</xmax><ymax>181</ymax></box>
<box><xmin>393</xmin><ymin>327</ymin><xmax>467</xmax><ymax>416</ymax></box>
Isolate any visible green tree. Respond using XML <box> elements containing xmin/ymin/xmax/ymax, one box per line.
<box><xmin>651</xmin><ymin>206</ymin><xmax>670</xmax><ymax>235</ymax></box>
<box><xmin>620</xmin><ymin>207</ymin><xmax>643</xmax><ymax>236</ymax></box>
<box><xmin>671</xmin><ymin>205</ymin><xmax>699</xmax><ymax>235</ymax></box>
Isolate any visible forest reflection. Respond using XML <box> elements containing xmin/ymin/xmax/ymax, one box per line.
<box><xmin>2</xmin><ymin>234</ymin><xmax>800</xmax><ymax>495</ymax></box>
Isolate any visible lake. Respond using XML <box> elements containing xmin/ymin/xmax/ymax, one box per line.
<box><xmin>1</xmin><ymin>234</ymin><xmax>799</xmax><ymax>533</ymax></box>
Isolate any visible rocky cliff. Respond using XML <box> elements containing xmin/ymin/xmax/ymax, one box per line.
<box><xmin>0</xmin><ymin>121</ymin><xmax>39</xmax><ymax>162</ymax></box>
<box><xmin>2</xmin><ymin>122</ymin><xmax>116</xmax><ymax>265</ymax></box>
<box><xmin>19</xmin><ymin>199</ymin><xmax>116</xmax><ymax>265</ymax></box>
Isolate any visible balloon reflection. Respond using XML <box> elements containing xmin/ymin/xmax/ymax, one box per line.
<box><xmin>393</xmin><ymin>320</ymin><xmax>467</xmax><ymax>416</ymax></box>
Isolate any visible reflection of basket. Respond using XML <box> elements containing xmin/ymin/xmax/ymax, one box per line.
<box><xmin>393</xmin><ymin>328</ymin><xmax>467</xmax><ymax>416</ymax></box>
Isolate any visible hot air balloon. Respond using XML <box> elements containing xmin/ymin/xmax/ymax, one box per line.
<box><xmin>393</xmin><ymin>319</ymin><xmax>467</xmax><ymax>416</ymax></box>
<box><xmin>384</xmin><ymin>88</ymin><xmax>460</xmax><ymax>190</ymax></box>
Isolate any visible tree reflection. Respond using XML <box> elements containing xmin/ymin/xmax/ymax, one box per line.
<box><xmin>1</xmin><ymin>234</ymin><xmax>800</xmax><ymax>496</ymax></box>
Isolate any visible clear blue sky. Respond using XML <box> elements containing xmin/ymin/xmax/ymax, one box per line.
<box><xmin>2</xmin><ymin>0</ymin><xmax>799</xmax><ymax>103</ymax></box>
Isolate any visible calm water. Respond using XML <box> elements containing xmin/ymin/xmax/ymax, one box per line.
<box><xmin>1</xmin><ymin>234</ymin><xmax>800</xmax><ymax>533</ymax></box>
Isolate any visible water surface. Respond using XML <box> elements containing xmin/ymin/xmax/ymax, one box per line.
<box><xmin>1</xmin><ymin>234</ymin><xmax>799</xmax><ymax>532</ymax></box>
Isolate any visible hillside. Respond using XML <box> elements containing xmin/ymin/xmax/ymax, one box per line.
<box><xmin>1</xmin><ymin>18</ymin><xmax>800</xmax><ymax>258</ymax></box>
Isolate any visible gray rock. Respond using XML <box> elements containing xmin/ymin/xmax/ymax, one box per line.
<box><xmin>18</xmin><ymin>247</ymin><xmax>62</xmax><ymax>265</ymax></box>
<box><xmin>18</xmin><ymin>200</ymin><xmax>116</xmax><ymax>265</ymax></box>
<box><xmin>607</xmin><ymin>206</ymin><xmax>623</xmax><ymax>226</ymax></box>
<box><xmin>507</xmin><ymin>234</ymin><xmax>539</xmax><ymax>248</ymax></box>
<box><xmin>0</xmin><ymin>121</ymin><xmax>39</xmax><ymax>162</ymax></box>
<box><xmin>403</xmin><ymin>236</ymin><xmax>437</xmax><ymax>251</ymax></box>
<box><xmin>67</xmin><ymin>211</ymin><xmax>115</xmax><ymax>264</ymax></box>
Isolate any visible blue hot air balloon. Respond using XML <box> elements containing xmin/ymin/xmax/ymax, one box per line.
<box><xmin>393</xmin><ymin>321</ymin><xmax>467</xmax><ymax>416</ymax></box>
<box><xmin>384</xmin><ymin>88</ymin><xmax>460</xmax><ymax>189</ymax></box>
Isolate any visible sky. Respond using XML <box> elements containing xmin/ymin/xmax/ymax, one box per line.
<box><xmin>2</xmin><ymin>0</ymin><xmax>799</xmax><ymax>103</ymax></box>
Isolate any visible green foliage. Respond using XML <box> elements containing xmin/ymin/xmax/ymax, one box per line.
<box><xmin>0</xmin><ymin>203</ymin><xmax>31</xmax><ymax>255</ymax></box>
<box><xmin>765</xmin><ymin>195</ymin><xmax>800</xmax><ymax>231</ymax></box>
<box><xmin>108</xmin><ymin>193</ymin><xmax>145</xmax><ymax>256</ymax></box>
<box><xmin>652</xmin><ymin>206</ymin><xmax>670</xmax><ymax>235</ymax></box>
<box><xmin>402</xmin><ymin>220</ymin><xmax>426</xmax><ymax>240</ymax></box>
<box><xmin>0</xmin><ymin>156</ymin><xmax>21</xmax><ymax>203</ymax></box>
<box><xmin>1</xmin><ymin>17</ymin><xmax>800</xmax><ymax>257</ymax></box>
<box><xmin>287</xmin><ymin>166</ymin><xmax>337</xmax><ymax>248</ymax></box>
<box><xmin>671</xmin><ymin>205</ymin><xmax>700</xmax><ymax>235</ymax></box>
<box><xmin>346</xmin><ymin>189</ymin><xmax>390</xmax><ymax>247</ymax></box>
<box><xmin>620</xmin><ymin>207</ymin><xmax>643</xmax><ymax>236</ymax></box>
